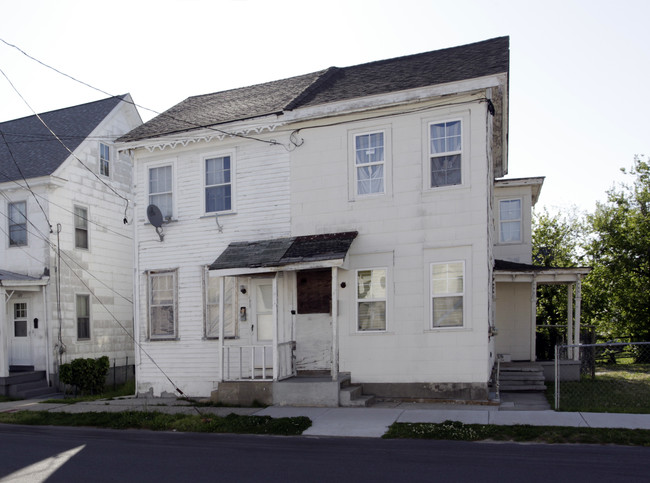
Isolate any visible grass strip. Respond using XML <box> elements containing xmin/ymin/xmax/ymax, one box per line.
<box><xmin>383</xmin><ymin>420</ymin><xmax>650</xmax><ymax>446</ymax></box>
<box><xmin>0</xmin><ymin>411</ymin><xmax>311</xmax><ymax>436</ymax></box>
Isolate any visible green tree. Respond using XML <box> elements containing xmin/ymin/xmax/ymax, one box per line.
<box><xmin>584</xmin><ymin>155</ymin><xmax>650</xmax><ymax>346</ymax></box>
<box><xmin>532</xmin><ymin>208</ymin><xmax>585</xmax><ymax>359</ymax></box>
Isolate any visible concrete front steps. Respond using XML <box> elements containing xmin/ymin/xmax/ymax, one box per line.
<box><xmin>339</xmin><ymin>377</ymin><xmax>376</xmax><ymax>407</ymax></box>
<box><xmin>498</xmin><ymin>362</ymin><xmax>547</xmax><ymax>392</ymax></box>
<box><xmin>1</xmin><ymin>368</ymin><xmax>58</xmax><ymax>399</ymax></box>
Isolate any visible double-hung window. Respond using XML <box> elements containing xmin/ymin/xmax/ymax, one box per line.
<box><xmin>99</xmin><ymin>143</ymin><xmax>110</xmax><ymax>177</ymax></box>
<box><xmin>356</xmin><ymin>268</ymin><xmax>387</xmax><ymax>331</ymax></box>
<box><xmin>205</xmin><ymin>275</ymin><xmax>237</xmax><ymax>338</ymax></box>
<box><xmin>429</xmin><ymin>120</ymin><xmax>462</xmax><ymax>188</ymax></box>
<box><xmin>8</xmin><ymin>201</ymin><xmax>27</xmax><ymax>246</ymax></box>
<box><xmin>149</xmin><ymin>270</ymin><xmax>177</xmax><ymax>340</ymax></box>
<box><xmin>76</xmin><ymin>294</ymin><xmax>90</xmax><ymax>340</ymax></box>
<box><xmin>205</xmin><ymin>156</ymin><xmax>232</xmax><ymax>213</ymax></box>
<box><xmin>74</xmin><ymin>206</ymin><xmax>89</xmax><ymax>249</ymax></box>
<box><xmin>149</xmin><ymin>165</ymin><xmax>173</xmax><ymax>219</ymax></box>
<box><xmin>499</xmin><ymin>199</ymin><xmax>522</xmax><ymax>243</ymax></box>
<box><xmin>355</xmin><ymin>132</ymin><xmax>385</xmax><ymax>196</ymax></box>
<box><xmin>431</xmin><ymin>262</ymin><xmax>464</xmax><ymax>328</ymax></box>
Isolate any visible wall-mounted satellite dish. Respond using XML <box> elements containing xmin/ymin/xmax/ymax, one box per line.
<box><xmin>146</xmin><ymin>204</ymin><xmax>165</xmax><ymax>242</ymax></box>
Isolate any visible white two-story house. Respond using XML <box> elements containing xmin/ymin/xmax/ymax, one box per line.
<box><xmin>0</xmin><ymin>95</ymin><xmax>141</xmax><ymax>397</ymax></box>
<box><xmin>119</xmin><ymin>37</ymin><xmax>589</xmax><ymax>405</ymax></box>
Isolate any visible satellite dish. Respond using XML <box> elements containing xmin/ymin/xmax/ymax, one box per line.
<box><xmin>146</xmin><ymin>205</ymin><xmax>165</xmax><ymax>242</ymax></box>
<box><xmin>146</xmin><ymin>205</ymin><xmax>164</xmax><ymax>228</ymax></box>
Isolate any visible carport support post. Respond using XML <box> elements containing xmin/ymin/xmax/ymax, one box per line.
<box><xmin>331</xmin><ymin>267</ymin><xmax>338</xmax><ymax>381</ymax></box>
<box><xmin>0</xmin><ymin>288</ymin><xmax>8</xmax><ymax>377</ymax></box>
<box><xmin>272</xmin><ymin>273</ymin><xmax>279</xmax><ymax>381</ymax></box>
<box><xmin>573</xmin><ymin>280</ymin><xmax>582</xmax><ymax>361</ymax></box>
<box><xmin>530</xmin><ymin>278</ymin><xmax>537</xmax><ymax>361</ymax></box>
<box><xmin>567</xmin><ymin>284</ymin><xmax>574</xmax><ymax>358</ymax></box>
<box><xmin>218</xmin><ymin>275</ymin><xmax>225</xmax><ymax>382</ymax></box>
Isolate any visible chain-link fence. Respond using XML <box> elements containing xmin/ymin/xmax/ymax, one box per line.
<box><xmin>554</xmin><ymin>341</ymin><xmax>650</xmax><ymax>413</ymax></box>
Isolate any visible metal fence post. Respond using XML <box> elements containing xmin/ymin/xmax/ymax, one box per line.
<box><xmin>554</xmin><ymin>344</ymin><xmax>560</xmax><ymax>410</ymax></box>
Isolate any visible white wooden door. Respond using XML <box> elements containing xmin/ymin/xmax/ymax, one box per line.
<box><xmin>10</xmin><ymin>302</ymin><xmax>32</xmax><ymax>367</ymax></box>
<box><xmin>251</xmin><ymin>279</ymin><xmax>274</xmax><ymax>372</ymax></box>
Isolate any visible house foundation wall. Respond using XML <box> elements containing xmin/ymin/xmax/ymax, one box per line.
<box><xmin>361</xmin><ymin>382</ymin><xmax>489</xmax><ymax>401</ymax></box>
<box><xmin>211</xmin><ymin>381</ymin><xmax>273</xmax><ymax>406</ymax></box>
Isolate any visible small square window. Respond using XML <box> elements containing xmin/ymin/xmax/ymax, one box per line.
<box><xmin>499</xmin><ymin>199</ymin><xmax>522</xmax><ymax>243</ymax></box>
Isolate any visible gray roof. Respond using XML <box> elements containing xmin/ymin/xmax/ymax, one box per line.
<box><xmin>0</xmin><ymin>95</ymin><xmax>127</xmax><ymax>183</ymax></box>
<box><xmin>210</xmin><ymin>232</ymin><xmax>358</xmax><ymax>270</ymax></box>
<box><xmin>0</xmin><ymin>269</ymin><xmax>43</xmax><ymax>282</ymax></box>
<box><xmin>120</xmin><ymin>37</ymin><xmax>509</xmax><ymax>143</ymax></box>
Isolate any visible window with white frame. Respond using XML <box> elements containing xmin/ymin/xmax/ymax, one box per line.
<box><xmin>148</xmin><ymin>270</ymin><xmax>177</xmax><ymax>339</ymax></box>
<box><xmin>74</xmin><ymin>206</ymin><xmax>89</xmax><ymax>249</ymax></box>
<box><xmin>205</xmin><ymin>156</ymin><xmax>232</xmax><ymax>213</ymax></box>
<box><xmin>99</xmin><ymin>143</ymin><xmax>110</xmax><ymax>177</ymax></box>
<box><xmin>76</xmin><ymin>294</ymin><xmax>90</xmax><ymax>340</ymax></box>
<box><xmin>429</xmin><ymin>120</ymin><xmax>462</xmax><ymax>188</ymax></box>
<box><xmin>14</xmin><ymin>302</ymin><xmax>27</xmax><ymax>337</ymax></box>
<box><xmin>8</xmin><ymin>201</ymin><xmax>27</xmax><ymax>246</ymax></box>
<box><xmin>431</xmin><ymin>261</ymin><xmax>464</xmax><ymax>328</ymax></box>
<box><xmin>355</xmin><ymin>132</ymin><xmax>385</xmax><ymax>195</ymax></box>
<box><xmin>499</xmin><ymin>199</ymin><xmax>522</xmax><ymax>243</ymax></box>
<box><xmin>149</xmin><ymin>165</ymin><xmax>173</xmax><ymax>219</ymax></box>
<box><xmin>356</xmin><ymin>268</ymin><xmax>387</xmax><ymax>331</ymax></box>
<box><xmin>205</xmin><ymin>275</ymin><xmax>237</xmax><ymax>338</ymax></box>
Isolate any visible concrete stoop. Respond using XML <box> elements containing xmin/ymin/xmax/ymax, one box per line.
<box><xmin>498</xmin><ymin>362</ymin><xmax>547</xmax><ymax>392</ymax></box>
<box><xmin>0</xmin><ymin>370</ymin><xmax>57</xmax><ymax>399</ymax></box>
<box><xmin>339</xmin><ymin>381</ymin><xmax>376</xmax><ymax>407</ymax></box>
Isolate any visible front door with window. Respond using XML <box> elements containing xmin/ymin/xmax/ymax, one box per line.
<box><xmin>10</xmin><ymin>302</ymin><xmax>32</xmax><ymax>367</ymax></box>
<box><xmin>251</xmin><ymin>279</ymin><xmax>274</xmax><ymax>373</ymax></box>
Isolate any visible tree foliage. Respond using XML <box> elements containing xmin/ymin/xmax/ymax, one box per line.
<box><xmin>584</xmin><ymin>156</ymin><xmax>650</xmax><ymax>343</ymax></box>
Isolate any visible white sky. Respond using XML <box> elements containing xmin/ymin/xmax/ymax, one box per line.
<box><xmin>1</xmin><ymin>0</ymin><xmax>648</xmax><ymax>214</ymax></box>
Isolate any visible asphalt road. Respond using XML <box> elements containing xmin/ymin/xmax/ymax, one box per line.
<box><xmin>1</xmin><ymin>424</ymin><xmax>649</xmax><ymax>482</ymax></box>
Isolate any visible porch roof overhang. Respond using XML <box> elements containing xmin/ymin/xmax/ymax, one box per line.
<box><xmin>493</xmin><ymin>259</ymin><xmax>591</xmax><ymax>283</ymax></box>
<box><xmin>0</xmin><ymin>269</ymin><xmax>49</xmax><ymax>291</ymax></box>
<box><xmin>209</xmin><ymin>231</ymin><xmax>358</xmax><ymax>276</ymax></box>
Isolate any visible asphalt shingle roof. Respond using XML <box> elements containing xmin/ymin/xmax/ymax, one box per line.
<box><xmin>0</xmin><ymin>95</ymin><xmax>127</xmax><ymax>183</ymax></box>
<box><xmin>120</xmin><ymin>37</ymin><xmax>509</xmax><ymax>143</ymax></box>
<box><xmin>210</xmin><ymin>232</ymin><xmax>358</xmax><ymax>270</ymax></box>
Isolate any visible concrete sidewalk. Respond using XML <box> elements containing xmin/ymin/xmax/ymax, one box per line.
<box><xmin>2</xmin><ymin>394</ymin><xmax>650</xmax><ymax>438</ymax></box>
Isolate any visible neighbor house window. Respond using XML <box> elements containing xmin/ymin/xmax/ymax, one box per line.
<box><xmin>74</xmin><ymin>206</ymin><xmax>89</xmax><ymax>249</ymax></box>
<box><xmin>499</xmin><ymin>199</ymin><xmax>522</xmax><ymax>243</ymax></box>
<box><xmin>99</xmin><ymin>143</ymin><xmax>110</xmax><ymax>177</ymax></box>
<box><xmin>205</xmin><ymin>275</ymin><xmax>237</xmax><ymax>338</ymax></box>
<box><xmin>149</xmin><ymin>270</ymin><xmax>177</xmax><ymax>339</ymax></box>
<box><xmin>76</xmin><ymin>294</ymin><xmax>90</xmax><ymax>340</ymax></box>
<box><xmin>205</xmin><ymin>156</ymin><xmax>232</xmax><ymax>212</ymax></box>
<box><xmin>429</xmin><ymin>120</ymin><xmax>461</xmax><ymax>188</ymax></box>
<box><xmin>149</xmin><ymin>165</ymin><xmax>173</xmax><ymax>219</ymax></box>
<box><xmin>8</xmin><ymin>201</ymin><xmax>27</xmax><ymax>246</ymax></box>
<box><xmin>355</xmin><ymin>132</ymin><xmax>384</xmax><ymax>195</ymax></box>
<box><xmin>431</xmin><ymin>261</ymin><xmax>464</xmax><ymax>328</ymax></box>
<box><xmin>356</xmin><ymin>268</ymin><xmax>387</xmax><ymax>331</ymax></box>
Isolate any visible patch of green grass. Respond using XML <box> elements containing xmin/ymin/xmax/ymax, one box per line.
<box><xmin>556</xmin><ymin>364</ymin><xmax>650</xmax><ymax>413</ymax></box>
<box><xmin>383</xmin><ymin>420</ymin><xmax>650</xmax><ymax>446</ymax></box>
<box><xmin>40</xmin><ymin>380</ymin><xmax>136</xmax><ymax>405</ymax></box>
<box><xmin>0</xmin><ymin>410</ymin><xmax>311</xmax><ymax>436</ymax></box>
<box><xmin>0</xmin><ymin>396</ymin><xmax>18</xmax><ymax>403</ymax></box>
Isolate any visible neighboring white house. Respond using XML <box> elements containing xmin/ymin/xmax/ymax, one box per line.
<box><xmin>118</xmin><ymin>37</ymin><xmax>588</xmax><ymax>405</ymax></box>
<box><xmin>0</xmin><ymin>95</ymin><xmax>141</xmax><ymax>396</ymax></box>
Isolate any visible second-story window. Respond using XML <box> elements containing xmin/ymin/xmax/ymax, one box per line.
<box><xmin>8</xmin><ymin>201</ymin><xmax>27</xmax><ymax>246</ymax></box>
<box><xmin>429</xmin><ymin>120</ymin><xmax>462</xmax><ymax>188</ymax></box>
<box><xmin>499</xmin><ymin>199</ymin><xmax>522</xmax><ymax>243</ymax></box>
<box><xmin>74</xmin><ymin>206</ymin><xmax>89</xmax><ymax>249</ymax></box>
<box><xmin>99</xmin><ymin>143</ymin><xmax>110</xmax><ymax>177</ymax></box>
<box><xmin>355</xmin><ymin>132</ymin><xmax>385</xmax><ymax>195</ymax></box>
<box><xmin>149</xmin><ymin>165</ymin><xmax>173</xmax><ymax>219</ymax></box>
<box><xmin>205</xmin><ymin>156</ymin><xmax>232</xmax><ymax>213</ymax></box>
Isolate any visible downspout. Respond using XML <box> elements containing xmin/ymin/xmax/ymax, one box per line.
<box><xmin>530</xmin><ymin>276</ymin><xmax>537</xmax><ymax>362</ymax></box>
<box><xmin>132</xmin><ymin>201</ymin><xmax>140</xmax><ymax>396</ymax></box>
<box><xmin>43</xmin><ymin>284</ymin><xmax>50</xmax><ymax>386</ymax></box>
<box><xmin>272</xmin><ymin>273</ymin><xmax>278</xmax><ymax>381</ymax></box>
